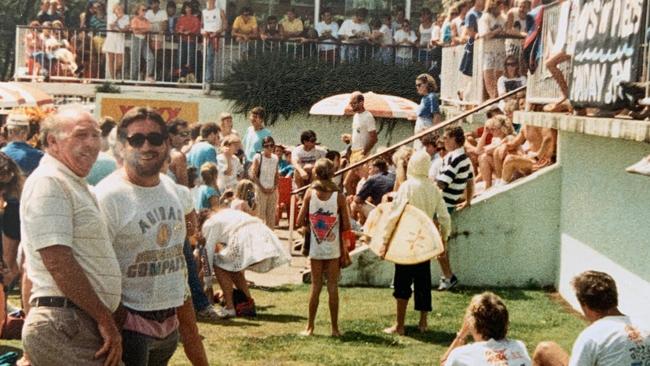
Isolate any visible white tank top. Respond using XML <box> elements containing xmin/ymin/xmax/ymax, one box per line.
<box><xmin>308</xmin><ymin>191</ymin><xmax>341</xmax><ymax>260</ymax></box>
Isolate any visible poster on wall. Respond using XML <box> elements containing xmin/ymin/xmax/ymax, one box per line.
<box><xmin>568</xmin><ymin>0</ymin><xmax>644</xmax><ymax>109</ymax></box>
<box><xmin>100</xmin><ymin>97</ymin><xmax>199</xmax><ymax>123</ymax></box>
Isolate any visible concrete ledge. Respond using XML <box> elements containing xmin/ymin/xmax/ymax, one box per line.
<box><xmin>514</xmin><ymin>111</ymin><xmax>650</xmax><ymax>143</ymax></box>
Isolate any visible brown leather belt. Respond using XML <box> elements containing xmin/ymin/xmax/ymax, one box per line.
<box><xmin>31</xmin><ymin>296</ymin><xmax>79</xmax><ymax>309</ymax></box>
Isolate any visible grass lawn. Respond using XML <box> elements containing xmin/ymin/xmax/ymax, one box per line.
<box><xmin>3</xmin><ymin>285</ymin><xmax>586</xmax><ymax>365</ymax></box>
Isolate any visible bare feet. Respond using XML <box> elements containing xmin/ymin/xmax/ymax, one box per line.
<box><xmin>418</xmin><ymin>323</ymin><xmax>428</xmax><ymax>333</ymax></box>
<box><xmin>383</xmin><ymin>325</ymin><xmax>405</xmax><ymax>335</ymax></box>
<box><xmin>331</xmin><ymin>329</ymin><xmax>342</xmax><ymax>337</ymax></box>
<box><xmin>299</xmin><ymin>328</ymin><xmax>314</xmax><ymax>336</ymax></box>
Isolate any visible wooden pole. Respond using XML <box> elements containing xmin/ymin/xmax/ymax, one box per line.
<box><xmin>291</xmin><ymin>85</ymin><xmax>526</xmax><ymax>196</ymax></box>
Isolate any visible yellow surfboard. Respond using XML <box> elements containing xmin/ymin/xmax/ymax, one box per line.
<box><xmin>363</xmin><ymin>202</ymin><xmax>444</xmax><ymax>265</ymax></box>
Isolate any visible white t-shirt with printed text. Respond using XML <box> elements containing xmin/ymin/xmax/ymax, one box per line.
<box><xmin>569</xmin><ymin>315</ymin><xmax>650</xmax><ymax>366</ymax></box>
<box><xmin>351</xmin><ymin>110</ymin><xmax>377</xmax><ymax>151</ymax></box>
<box><xmin>95</xmin><ymin>172</ymin><xmax>190</xmax><ymax>312</ymax></box>
<box><xmin>445</xmin><ymin>338</ymin><xmax>532</xmax><ymax>366</ymax></box>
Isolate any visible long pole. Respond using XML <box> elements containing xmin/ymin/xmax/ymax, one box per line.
<box><xmin>291</xmin><ymin>85</ymin><xmax>526</xmax><ymax>196</ymax></box>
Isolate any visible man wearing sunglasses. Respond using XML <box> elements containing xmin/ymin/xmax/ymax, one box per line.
<box><xmin>95</xmin><ymin>107</ymin><xmax>208</xmax><ymax>366</ymax></box>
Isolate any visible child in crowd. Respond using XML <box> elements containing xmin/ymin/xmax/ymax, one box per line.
<box><xmin>297</xmin><ymin>158</ymin><xmax>353</xmax><ymax>337</ymax></box>
<box><xmin>194</xmin><ymin>162</ymin><xmax>219</xmax><ymax>210</ymax></box>
<box><xmin>250</xmin><ymin>136</ymin><xmax>279</xmax><ymax>227</ymax></box>
<box><xmin>325</xmin><ymin>150</ymin><xmax>343</xmax><ymax>190</ymax></box>
<box><xmin>231</xmin><ymin>179</ymin><xmax>256</xmax><ymax>216</ymax></box>
<box><xmin>217</xmin><ymin>135</ymin><xmax>244</xmax><ymax>193</ymax></box>
<box><xmin>202</xmin><ymin>194</ymin><xmax>290</xmax><ymax>318</ymax></box>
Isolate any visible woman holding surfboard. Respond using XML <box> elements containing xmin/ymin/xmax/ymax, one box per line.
<box><xmin>297</xmin><ymin>158</ymin><xmax>354</xmax><ymax>337</ymax></box>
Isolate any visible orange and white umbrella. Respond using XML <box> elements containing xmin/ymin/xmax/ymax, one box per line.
<box><xmin>0</xmin><ymin>82</ymin><xmax>54</xmax><ymax>108</ymax></box>
<box><xmin>309</xmin><ymin>92</ymin><xmax>418</xmax><ymax>120</ymax></box>
<box><xmin>0</xmin><ymin>87</ymin><xmax>25</xmax><ymax>109</ymax></box>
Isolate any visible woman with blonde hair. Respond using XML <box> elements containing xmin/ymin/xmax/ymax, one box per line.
<box><xmin>230</xmin><ymin>178</ymin><xmax>256</xmax><ymax>215</ymax></box>
<box><xmin>102</xmin><ymin>2</ymin><xmax>130</xmax><ymax>79</ymax></box>
<box><xmin>297</xmin><ymin>158</ymin><xmax>353</xmax><ymax>337</ymax></box>
<box><xmin>392</xmin><ymin>145</ymin><xmax>414</xmax><ymax>191</ymax></box>
<box><xmin>476</xmin><ymin>115</ymin><xmax>514</xmax><ymax>189</ymax></box>
<box><xmin>441</xmin><ymin>291</ymin><xmax>531</xmax><ymax>365</ymax></box>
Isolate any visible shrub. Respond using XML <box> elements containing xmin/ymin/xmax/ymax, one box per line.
<box><xmin>220</xmin><ymin>52</ymin><xmax>428</xmax><ymax>126</ymax></box>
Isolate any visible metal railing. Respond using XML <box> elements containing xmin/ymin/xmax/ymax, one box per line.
<box><xmin>441</xmin><ymin>35</ymin><xmax>523</xmax><ymax>106</ymax></box>
<box><xmin>525</xmin><ymin>1</ymin><xmax>572</xmax><ymax>105</ymax></box>
<box><xmin>14</xmin><ymin>25</ymin><xmax>442</xmax><ymax>88</ymax></box>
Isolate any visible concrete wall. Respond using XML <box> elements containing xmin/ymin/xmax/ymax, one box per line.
<box><xmin>96</xmin><ymin>91</ymin><xmax>414</xmax><ymax>152</ymax></box>
<box><xmin>450</xmin><ymin>166</ymin><xmax>561</xmax><ymax>287</ymax></box>
<box><xmin>555</xmin><ymin>131</ymin><xmax>650</xmax><ymax>327</ymax></box>
<box><xmin>340</xmin><ymin>166</ymin><xmax>562</xmax><ymax>287</ymax></box>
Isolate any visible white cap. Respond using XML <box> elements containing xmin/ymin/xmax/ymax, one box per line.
<box><xmin>5</xmin><ymin>113</ymin><xmax>30</xmax><ymax>127</ymax></box>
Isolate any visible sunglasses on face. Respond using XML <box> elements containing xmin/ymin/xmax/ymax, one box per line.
<box><xmin>126</xmin><ymin>133</ymin><xmax>166</xmax><ymax>148</ymax></box>
<box><xmin>176</xmin><ymin>131</ymin><xmax>191</xmax><ymax>137</ymax></box>
<box><xmin>263</xmin><ymin>143</ymin><xmax>275</xmax><ymax>148</ymax></box>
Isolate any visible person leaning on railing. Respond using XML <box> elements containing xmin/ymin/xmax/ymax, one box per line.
<box><xmin>201</xmin><ymin>0</ymin><xmax>227</xmax><ymax>88</ymax></box>
<box><xmin>457</xmin><ymin>0</ymin><xmax>484</xmax><ymax>101</ymax></box>
<box><xmin>338</xmin><ymin>8</ymin><xmax>371</xmax><ymax>63</ymax></box>
<box><xmin>103</xmin><ymin>3</ymin><xmax>130</xmax><ymax>80</ymax></box>
<box><xmin>232</xmin><ymin>6</ymin><xmax>259</xmax><ymax>44</ymax></box>
<box><xmin>280</xmin><ymin>8</ymin><xmax>304</xmax><ymax>40</ymax></box>
<box><xmin>129</xmin><ymin>4</ymin><xmax>154</xmax><ymax>81</ymax></box>
<box><xmin>394</xmin><ymin>19</ymin><xmax>417</xmax><ymax>65</ymax></box>
<box><xmin>175</xmin><ymin>1</ymin><xmax>201</xmax><ymax>82</ymax></box>
<box><xmin>314</xmin><ymin>7</ymin><xmax>339</xmax><ymax>62</ymax></box>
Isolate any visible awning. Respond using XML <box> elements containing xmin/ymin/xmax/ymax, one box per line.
<box><xmin>0</xmin><ymin>82</ymin><xmax>54</xmax><ymax>108</ymax></box>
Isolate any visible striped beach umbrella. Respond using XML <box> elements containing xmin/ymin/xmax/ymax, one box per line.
<box><xmin>309</xmin><ymin>92</ymin><xmax>418</xmax><ymax>120</ymax></box>
<box><xmin>0</xmin><ymin>82</ymin><xmax>54</xmax><ymax>107</ymax></box>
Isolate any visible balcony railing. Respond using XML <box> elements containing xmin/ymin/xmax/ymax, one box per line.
<box><xmin>14</xmin><ymin>25</ymin><xmax>440</xmax><ymax>89</ymax></box>
<box><xmin>441</xmin><ymin>35</ymin><xmax>524</xmax><ymax>106</ymax></box>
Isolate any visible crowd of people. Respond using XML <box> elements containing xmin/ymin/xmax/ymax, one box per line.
<box><xmin>0</xmin><ymin>83</ymin><xmax>646</xmax><ymax>365</ymax></box>
<box><xmin>22</xmin><ymin>1</ymin><xmax>469</xmax><ymax>87</ymax></box>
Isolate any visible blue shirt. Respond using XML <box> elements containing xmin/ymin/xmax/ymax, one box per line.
<box><xmin>242</xmin><ymin>127</ymin><xmax>272</xmax><ymax>162</ymax></box>
<box><xmin>1</xmin><ymin>141</ymin><xmax>44</xmax><ymax>176</ymax></box>
<box><xmin>194</xmin><ymin>184</ymin><xmax>219</xmax><ymax>210</ymax></box>
<box><xmin>87</xmin><ymin>152</ymin><xmax>117</xmax><ymax>186</ymax></box>
<box><xmin>278</xmin><ymin>159</ymin><xmax>294</xmax><ymax>177</ymax></box>
<box><xmin>417</xmin><ymin>92</ymin><xmax>440</xmax><ymax>119</ymax></box>
<box><xmin>186</xmin><ymin>141</ymin><xmax>218</xmax><ymax>170</ymax></box>
<box><xmin>465</xmin><ymin>8</ymin><xmax>482</xmax><ymax>34</ymax></box>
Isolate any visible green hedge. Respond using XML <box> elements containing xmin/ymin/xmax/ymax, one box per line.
<box><xmin>220</xmin><ymin>52</ymin><xmax>429</xmax><ymax>125</ymax></box>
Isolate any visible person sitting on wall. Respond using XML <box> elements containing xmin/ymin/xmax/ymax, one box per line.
<box><xmin>533</xmin><ymin>270</ymin><xmax>650</xmax><ymax>366</ymax></box>
<box><xmin>475</xmin><ymin>115</ymin><xmax>515</xmax><ymax>190</ymax></box>
<box><xmin>500</xmin><ymin>124</ymin><xmax>556</xmax><ymax>183</ymax></box>
<box><xmin>540</xmin><ymin>0</ymin><xmax>577</xmax><ymax>113</ymax></box>
<box><xmin>440</xmin><ymin>291</ymin><xmax>532</xmax><ymax>366</ymax></box>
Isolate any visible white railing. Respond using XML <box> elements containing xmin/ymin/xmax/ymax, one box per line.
<box><xmin>14</xmin><ymin>25</ymin><xmax>442</xmax><ymax>89</ymax></box>
<box><xmin>441</xmin><ymin>36</ymin><xmax>522</xmax><ymax>106</ymax></box>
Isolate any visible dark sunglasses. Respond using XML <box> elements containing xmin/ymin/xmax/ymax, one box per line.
<box><xmin>263</xmin><ymin>143</ymin><xmax>275</xmax><ymax>148</ymax></box>
<box><xmin>176</xmin><ymin>131</ymin><xmax>191</xmax><ymax>137</ymax></box>
<box><xmin>126</xmin><ymin>132</ymin><xmax>166</xmax><ymax>148</ymax></box>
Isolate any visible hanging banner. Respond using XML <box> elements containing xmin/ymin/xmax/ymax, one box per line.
<box><xmin>99</xmin><ymin>96</ymin><xmax>199</xmax><ymax>123</ymax></box>
<box><xmin>568</xmin><ymin>0</ymin><xmax>644</xmax><ymax>109</ymax></box>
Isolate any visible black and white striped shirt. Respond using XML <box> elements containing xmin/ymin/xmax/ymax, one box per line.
<box><xmin>436</xmin><ymin>147</ymin><xmax>474</xmax><ymax>208</ymax></box>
